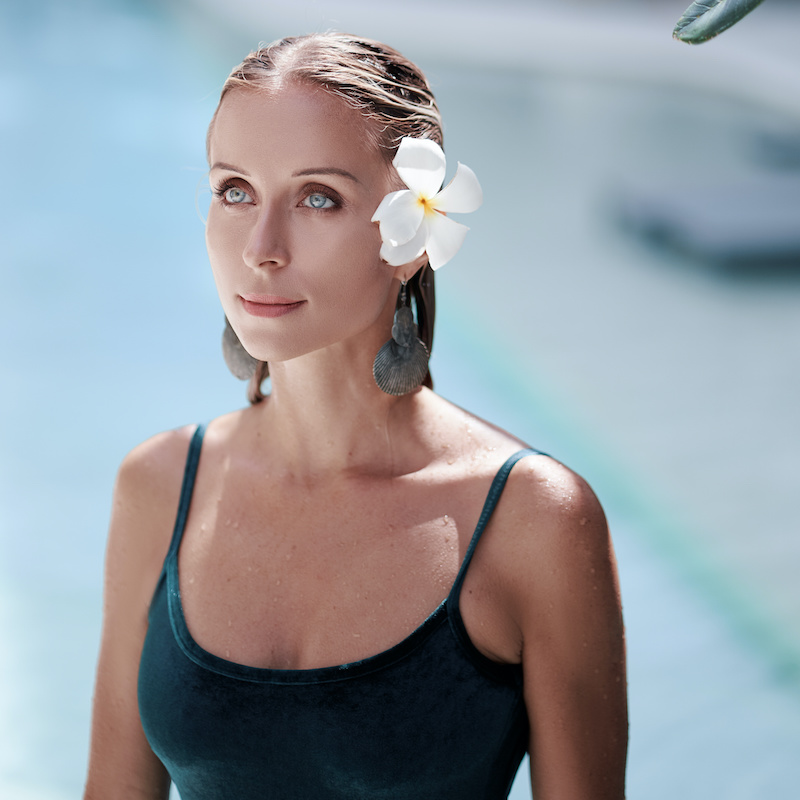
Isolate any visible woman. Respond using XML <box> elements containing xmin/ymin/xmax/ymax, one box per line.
<box><xmin>84</xmin><ymin>33</ymin><xmax>627</xmax><ymax>800</ymax></box>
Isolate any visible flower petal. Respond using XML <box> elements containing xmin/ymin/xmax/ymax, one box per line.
<box><xmin>372</xmin><ymin>189</ymin><xmax>424</xmax><ymax>246</ymax></box>
<box><xmin>393</xmin><ymin>138</ymin><xmax>446</xmax><ymax>198</ymax></box>
<box><xmin>424</xmin><ymin>212</ymin><xmax>470</xmax><ymax>270</ymax></box>
<box><xmin>380</xmin><ymin>219</ymin><xmax>428</xmax><ymax>266</ymax></box>
<box><xmin>432</xmin><ymin>162</ymin><xmax>483</xmax><ymax>214</ymax></box>
<box><xmin>371</xmin><ymin>189</ymin><xmax>403</xmax><ymax>223</ymax></box>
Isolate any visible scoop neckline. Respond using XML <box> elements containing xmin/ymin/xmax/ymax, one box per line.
<box><xmin>166</xmin><ymin>557</ymin><xmax>452</xmax><ymax>684</ymax></box>
<box><xmin>163</xmin><ymin>431</ymin><xmax>536</xmax><ymax>684</ymax></box>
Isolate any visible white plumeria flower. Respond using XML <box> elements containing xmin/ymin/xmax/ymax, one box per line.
<box><xmin>371</xmin><ymin>137</ymin><xmax>482</xmax><ymax>270</ymax></box>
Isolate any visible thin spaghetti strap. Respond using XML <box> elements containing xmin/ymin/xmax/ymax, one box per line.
<box><xmin>447</xmin><ymin>448</ymin><xmax>541</xmax><ymax>607</ymax></box>
<box><xmin>165</xmin><ymin>423</ymin><xmax>207</xmax><ymax>561</ymax></box>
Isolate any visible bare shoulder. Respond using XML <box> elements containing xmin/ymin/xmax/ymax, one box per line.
<box><xmin>422</xmin><ymin>391</ymin><xmax>601</xmax><ymax>525</ymax></box>
<box><xmin>493</xmin><ymin>455</ymin><xmax>616</xmax><ymax>605</ymax></box>
<box><xmin>491</xmin><ymin>461</ymin><xmax>627</xmax><ymax>797</ymax></box>
<box><xmin>104</xmin><ymin>424</ymin><xmax>199</xmax><ymax>613</ymax></box>
<box><xmin>502</xmin><ymin>454</ymin><xmax>608</xmax><ymax>550</ymax></box>
<box><xmin>464</xmin><ymin>448</ymin><xmax>624</xmax><ymax>677</ymax></box>
<box><xmin>115</xmin><ymin>424</ymin><xmax>196</xmax><ymax>505</ymax></box>
<box><xmin>86</xmin><ymin>426</ymin><xmax>198</xmax><ymax>800</ymax></box>
<box><xmin>422</xmin><ymin>391</ymin><xmax>615</xmax><ymax>592</ymax></box>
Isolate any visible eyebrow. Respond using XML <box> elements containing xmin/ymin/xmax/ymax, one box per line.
<box><xmin>293</xmin><ymin>167</ymin><xmax>360</xmax><ymax>183</ymax></box>
<box><xmin>209</xmin><ymin>163</ymin><xmax>360</xmax><ymax>184</ymax></box>
<box><xmin>209</xmin><ymin>162</ymin><xmax>250</xmax><ymax>175</ymax></box>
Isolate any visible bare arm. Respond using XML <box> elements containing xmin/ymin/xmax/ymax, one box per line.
<box><xmin>502</xmin><ymin>460</ymin><xmax>628</xmax><ymax>799</ymax></box>
<box><xmin>84</xmin><ymin>429</ymin><xmax>192</xmax><ymax>800</ymax></box>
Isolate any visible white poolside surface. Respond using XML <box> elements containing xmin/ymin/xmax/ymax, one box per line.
<box><xmin>2</xmin><ymin>0</ymin><xmax>800</xmax><ymax>797</ymax></box>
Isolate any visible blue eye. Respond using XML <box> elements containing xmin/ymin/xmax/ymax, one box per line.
<box><xmin>224</xmin><ymin>186</ymin><xmax>252</xmax><ymax>204</ymax></box>
<box><xmin>305</xmin><ymin>193</ymin><xmax>334</xmax><ymax>209</ymax></box>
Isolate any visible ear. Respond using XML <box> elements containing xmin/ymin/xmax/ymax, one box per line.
<box><xmin>391</xmin><ymin>252</ymin><xmax>428</xmax><ymax>283</ymax></box>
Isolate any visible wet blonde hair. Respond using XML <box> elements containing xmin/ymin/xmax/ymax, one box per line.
<box><xmin>209</xmin><ymin>33</ymin><xmax>442</xmax><ymax>403</ymax></box>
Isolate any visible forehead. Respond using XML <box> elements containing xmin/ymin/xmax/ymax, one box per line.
<box><xmin>209</xmin><ymin>85</ymin><xmax>386</xmax><ymax>179</ymax></box>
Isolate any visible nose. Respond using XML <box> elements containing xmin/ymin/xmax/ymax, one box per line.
<box><xmin>242</xmin><ymin>205</ymin><xmax>290</xmax><ymax>270</ymax></box>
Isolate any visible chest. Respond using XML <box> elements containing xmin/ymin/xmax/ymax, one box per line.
<box><xmin>177</xmin><ymin>470</ymin><xmax>502</xmax><ymax>669</ymax></box>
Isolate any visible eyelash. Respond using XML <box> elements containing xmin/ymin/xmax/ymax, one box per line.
<box><xmin>301</xmin><ymin>186</ymin><xmax>342</xmax><ymax>211</ymax></box>
<box><xmin>212</xmin><ymin>178</ymin><xmax>251</xmax><ymax>205</ymax></box>
<box><xmin>211</xmin><ymin>179</ymin><xmax>343</xmax><ymax>211</ymax></box>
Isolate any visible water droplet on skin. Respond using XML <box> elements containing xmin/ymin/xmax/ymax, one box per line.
<box><xmin>579</xmin><ymin>517</ymin><xmax>587</xmax><ymax>526</ymax></box>
<box><xmin>442</xmin><ymin>515</ymin><xmax>449</xmax><ymax>525</ymax></box>
<box><xmin>276</xmin><ymin>580</ymin><xmax>281</xmax><ymax>586</ymax></box>
<box><xmin>446</xmin><ymin>457</ymin><xmax>455</xmax><ymax>465</ymax></box>
<box><xmin>225</xmin><ymin>649</ymin><xmax>230</xmax><ymax>658</ymax></box>
<box><xmin>227</xmin><ymin>619</ymin><xmax>232</xmax><ymax>627</ymax></box>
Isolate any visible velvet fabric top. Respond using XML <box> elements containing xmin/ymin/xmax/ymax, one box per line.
<box><xmin>138</xmin><ymin>424</ymin><xmax>539</xmax><ymax>799</ymax></box>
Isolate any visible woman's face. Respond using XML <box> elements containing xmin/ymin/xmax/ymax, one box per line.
<box><xmin>206</xmin><ymin>84</ymin><xmax>405</xmax><ymax>366</ymax></box>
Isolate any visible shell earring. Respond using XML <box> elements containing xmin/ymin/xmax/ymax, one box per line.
<box><xmin>373</xmin><ymin>281</ymin><xmax>430</xmax><ymax>396</ymax></box>
<box><xmin>222</xmin><ymin>317</ymin><xmax>259</xmax><ymax>380</ymax></box>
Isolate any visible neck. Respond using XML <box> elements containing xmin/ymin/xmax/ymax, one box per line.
<box><xmin>253</xmin><ymin>342</ymin><xmax>431</xmax><ymax>480</ymax></box>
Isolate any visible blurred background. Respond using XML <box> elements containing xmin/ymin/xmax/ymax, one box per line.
<box><xmin>1</xmin><ymin>0</ymin><xmax>799</xmax><ymax>797</ymax></box>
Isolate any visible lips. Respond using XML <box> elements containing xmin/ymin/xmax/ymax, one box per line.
<box><xmin>241</xmin><ymin>293</ymin><xmax>300</xmax><ymax>304</ymax></box>
<box><xmin>239</xmin><ymin>293</ymin><xmax>305</xmax><ymax>318</ymax></box>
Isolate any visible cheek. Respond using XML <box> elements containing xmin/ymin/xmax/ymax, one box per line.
<box><xmin>299</xmin><ymin>230</ymin><xmax>386</xmax><ymax>324</ymax></box>
<box><xmin>336</xmin><ymin>246</ymin><xmax>394</xmax><ymax>320</ymax></box>
<box><xmin>311</xmin><ymin>213</ymin><xmax>384</xmax><ymax>278</ymax></box>
<box><xmin>351</xmin><ymin>213</ymin><xmax>386</xmax><ymax>271</ymax></box>
<box><xmin>205</xmin><ymin>212</ymin><xmax>223</xmax><ymax>264</ymax></box>
<box><xmin>205</xmin><ymin>212</ymin><xmax>242</xmax><ymax>280</ymax></box>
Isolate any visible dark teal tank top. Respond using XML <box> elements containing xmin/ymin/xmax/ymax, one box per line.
<box><xmin>138</xmin><ymin>424</ymin><xmax>539</xmax><ymax>799</ymax></box>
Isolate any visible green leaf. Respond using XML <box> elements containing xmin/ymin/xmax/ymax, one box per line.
<box><xmin>673</xmin><ymin>0</ymin><xmax>766</xmax><ymax>44</ymax></box>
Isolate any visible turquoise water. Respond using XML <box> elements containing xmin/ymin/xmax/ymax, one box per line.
<box><xmin>2</xmin><ymin>1</ymin><xmax>800</xmax><ymax>797</ymax></box>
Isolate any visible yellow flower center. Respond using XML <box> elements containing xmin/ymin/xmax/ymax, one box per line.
<box><xmin>418</xmin><ymin>194</ymin><xmax>438</xmax><ymax>217</ymax></box>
